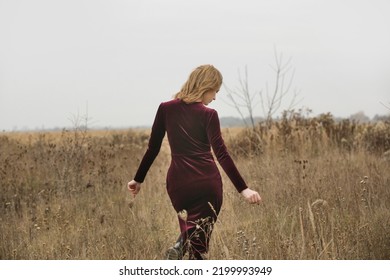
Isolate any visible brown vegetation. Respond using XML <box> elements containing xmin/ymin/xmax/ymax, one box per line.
<box><xmin>1</xmin><ymin>115</ymin><xmax>389</xmax><ymax>259</ymax></box>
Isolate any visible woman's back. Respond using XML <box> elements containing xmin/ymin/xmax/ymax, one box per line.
<box><xmin>162</xmin><ymin>98</ymin><xmax>215</xmax><ymax>156</ymax></box>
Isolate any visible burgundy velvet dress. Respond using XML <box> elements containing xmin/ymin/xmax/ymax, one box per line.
<box><xmin>134</xmin><ymin>98</ymin><xmax>248</xmax><ymax>256</ymax></box>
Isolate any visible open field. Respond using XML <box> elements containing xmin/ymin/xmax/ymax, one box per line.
<box><xmin>1</xmin><ymin>114</ymin><xmax>390</xmax><ymax>259</ymax></box>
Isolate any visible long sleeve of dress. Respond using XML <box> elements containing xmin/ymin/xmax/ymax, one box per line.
<box><xmin>134</xmin><ymin>103</ymin><xmax>166</xmax><ymax>183</ymax></box>
<box><xmin>206</xmin><ymin>110</ymin><xmax>248</xmax><ymax>193</ymax></box>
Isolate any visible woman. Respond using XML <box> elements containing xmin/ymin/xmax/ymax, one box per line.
<box><xmin>128</xmin><ymin>65</ymin><xmax>261</xmax><ymax>260</ymax></box>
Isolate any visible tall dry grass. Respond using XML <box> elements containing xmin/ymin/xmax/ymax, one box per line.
<box><xmin>1</xmin><ymin>115</ymin><xmax>389</xmax><ymax>259</ymax></box>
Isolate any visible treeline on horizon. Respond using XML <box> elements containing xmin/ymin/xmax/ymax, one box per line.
<box><xmin>3</xmin><ymin>110</ymin><xmax>390</xmax><ymax>132</ymax></box>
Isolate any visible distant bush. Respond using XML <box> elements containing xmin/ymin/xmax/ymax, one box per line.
<box><xmin>227</xmin><ymin>111</ymin><xmax>390</xmax><ymax>157</ymax></box>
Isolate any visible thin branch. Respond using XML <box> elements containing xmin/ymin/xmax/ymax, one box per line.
<box><xmin>380</xmin><ymin>101</ymin><xmax>390</xmax><ymax>111</ymax></box>
<box><xmin>222</xmin><ymin>84</ymin><xmax>249</xmax><ymax>127</ymax></box>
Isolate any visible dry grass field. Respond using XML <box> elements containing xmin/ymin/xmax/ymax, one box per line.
<box><xmin>1</xmin><ymin>113</ymin><xmax>390</xmax><ymax>260</ymax></box>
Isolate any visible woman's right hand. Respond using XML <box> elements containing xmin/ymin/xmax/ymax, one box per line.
<box><xmin>241</xmin><ymin>188</ymin><xmax>262</xmax><ymax>204</ymax></box>
<box><xmin>127</xmin><ymin>180</ymin><xmax>141</xmax><ymax>198</ymax></box>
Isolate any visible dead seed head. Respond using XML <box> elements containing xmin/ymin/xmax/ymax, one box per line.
<box><xmin>178</xmin><ymin>209</ymin><xmax>188</xmax><ymax>221</ymax></box>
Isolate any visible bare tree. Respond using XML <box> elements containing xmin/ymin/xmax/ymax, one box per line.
<box><xmin>223</xmin><ymin>49</ymin><xmax>301</xmax><ymax>129</ymax></box>
<box><xmin>223</xmin><ymin>66</ymin><xmax>259</xmax><ymax>128</ymax></box>
<box><xmin>261</xmin><ymin>49</ymin><xmax>301</xmax><ymax>127</ymax></box>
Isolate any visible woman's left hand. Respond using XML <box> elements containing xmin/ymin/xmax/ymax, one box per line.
<box><xmin>241</xmin><ymin>188</ymin><xmax>262</xmax><ymax>204</ymax></box>
<box><xmin>127</xmin><ymin>180</ymin><xmax>142</xmax><ymax>198</ymax></box>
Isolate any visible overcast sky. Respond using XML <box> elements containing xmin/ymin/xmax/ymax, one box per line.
<box><xmin>1</xmin><ymin>0</ymin><xmax>389</xmax><ymax>131</ymax></box>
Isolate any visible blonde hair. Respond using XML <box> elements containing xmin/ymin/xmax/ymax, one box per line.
<box><xmin>174</xmin><ymin>65</ymin><xmax>223</xmax><ymax>103</ymax></box>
